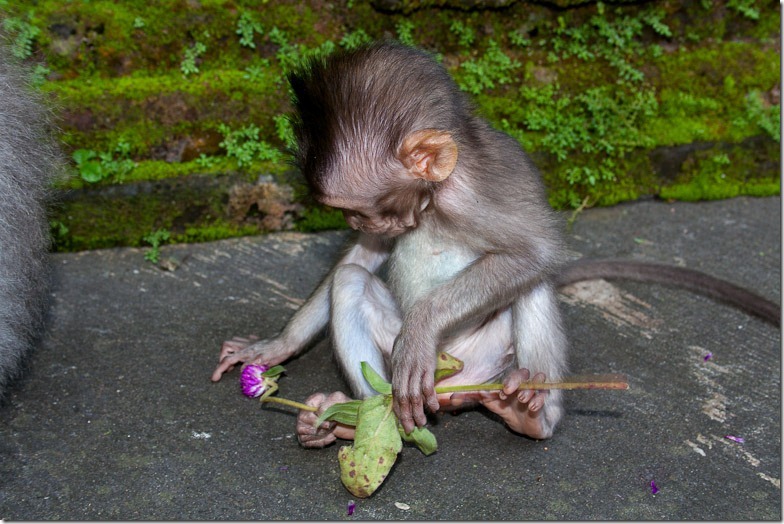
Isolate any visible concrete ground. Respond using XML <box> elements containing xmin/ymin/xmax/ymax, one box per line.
<box><xmin>0</xmin><ymin>196</ymin><xmax>780</xmax><ymax>520</ymax></box>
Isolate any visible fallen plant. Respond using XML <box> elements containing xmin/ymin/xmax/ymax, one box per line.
<box><xmin>241</xmin><ymin>353</ymin><xmax>628</xmax><ymax>498</ymax></box>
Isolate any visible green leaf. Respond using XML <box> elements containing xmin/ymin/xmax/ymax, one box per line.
<box><xmin>338</xmin><ymin>395</ymin><xmax>402</xmax><ymax>498</ymax></box>
<box><xmin>78</xmin><ymin>161</ymin><xmax>105</xmax><ymax>183</ymax></box>
<box><xmin>434</xmin><ymin>352</ymin><xmax>464</xmax><ymax>382</ymax></box>
<box><xmin>399</xmin><ymin>425</ymin><xmax>438</xmax><ymax>456</ymax></box>
<box><xmin>261</xmin><ymin>365</ymin><xmax>286</xmax><ymax>378</ymax></box>
<box><xmin>72</xmin><ymin>148</ymin><xmax>96</xmax><ymax>165</ymax></box>
<box><xmin>315</xmin><ymin>399</ymin><xmax>362</xmax><ymax>427</ymax></box>
<box><xmin>360</xmin><ymin>362</ymin><xmax>392</xmax><ymax>395</ymax></box>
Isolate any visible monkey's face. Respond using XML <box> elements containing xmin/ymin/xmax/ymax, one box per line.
<box><xmin>341</xmin><ymin>209</ymin><xmax>413</xmax><ymax>237</ymax></box>
<box><xmin>319</xmin><ymin>195</ymin><xmax>421</xmax><ymax>238</ymax></box>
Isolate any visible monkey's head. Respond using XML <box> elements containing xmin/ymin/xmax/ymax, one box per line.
<box><xmin>288</xmin><ymin>42</ymin><xmax>466</xmax><ymax>237</ymax></box>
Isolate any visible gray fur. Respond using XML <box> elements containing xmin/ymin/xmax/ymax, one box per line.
<box><xmin>0</xmin><ymin>45</ymin><xmax>62</xmax><ymax>399</ymax></box>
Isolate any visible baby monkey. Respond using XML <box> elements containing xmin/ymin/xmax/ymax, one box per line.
<box><xmin>211</xmin><ymin>42</ymin><xmax>780</xmax><ymax>445</ymax></box>
<box><xmin>214</xmin><ymin>41</ymin><xmax>569</xmax><ymax>441</ymax></box>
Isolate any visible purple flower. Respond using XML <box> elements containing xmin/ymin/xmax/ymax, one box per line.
<box><xmin>724</xmin><ymin>435</ymin><xmax>745</xmax><ymax>444</ymax></box>
<box><xmin>703</xmin><ymin>352</ymin><xmax>713</xmax><ymax>361</ymax></box>
<box><xmin>650</xmin><ymin>480</ymin><xmax>659</xmax><ymax>495</ymax></box>
<box><xmin>347</xmin><ymin>500</ymin><xmax>356</xmax><ymax>516</ymax></box>
<box><xmin>240</xmin><ymin>364</ymin><xmax>270</xmax><ymax>398</ymax></box>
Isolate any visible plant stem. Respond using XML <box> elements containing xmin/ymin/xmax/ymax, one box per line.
<box><xmin>261</xmin><ymin>374</ymin><xmax>628</xmax><ymax>413</ymax></box>
<box><xmin>435</xmin><ymin>374</ymin><xmax>629</xmax><ymax>393</ymax></box>
<box><xmin>262</xmin><ymin>396</ymin><xmax>317</xmax><ymax>412</ymax></box>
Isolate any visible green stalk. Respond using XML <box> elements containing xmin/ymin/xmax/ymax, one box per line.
<box><xmin>435</xmin><ymin>374</ymin><xmax>629</xmax><ymax>393</ymax></box>
<box><xmin>262</xmin><ymin>396</ymin><xmax>317</xmax><ymax>412</ymax></box>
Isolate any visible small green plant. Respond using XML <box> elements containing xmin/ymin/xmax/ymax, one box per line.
<box><xmin>72</xmin><ymin>142</ymin><xmax>136</xmax><ymax>183</ymax></box>
<box><xmin>50</xmin><ymin>220</ymin><xmax>70</xmax><ymax>250</ymax></box>
<box><xmin>195</xmin><ymin>154</ymin><xmax>218</xmax><ymax>169</ymax></box>
<box><xmin>236</xmin><ymin>12</ymin><xmax>264</xmax><ymax>48</ymax></box>
<box><xmin>506</xmin><ymin>83</ymin><xmax>657</xmax><ymax>190</ymax></box>
<box><xmin>143</xmin><ymin>229</ymin><xmax>171</xmax><ymax>264</ymax></box>
<box><xmin>181</xmin><ymin>41</ymin><xmax>207</xmax><ymax>76</ymax></box>
<box><xmin>395</xmin><ymin>20</ymin><xmax>416</xmax><ymax>46</ymax></box>
<box><xmin>508</xmin><ymin>29</ymin><xmax>531</xmax><ymax>48</ymax></box>
<box><xmin>735</xmin><ymin>91</ymin><xmax>781</xmax><ymax>142</ymax></box>
<box><xmin>546</xmin><ymin>3</ymin><xmax>672</xmax><ymax>84</ymax></box>
<box><xmin>449</xmin><ymin>20</ymin><xmax>476</xmax><ymax>48</ymax></box>
<box><xmin>132</xmin><ymin>17</ymin><xmax>146</xmax><ymax>29</ymax></box>
<box><xmin>456</xmin><ymin>39</ymin><xmax>521</xmax><ymax>95</ymax></box>
<box><xmin>29</xmin><ymin>63</ymin><xmax>50</xmax><ymax>87</ymax></box>
<box><xmin>727</xmin><ymin>0</ymin><xmax>760</xmax><ymax>20</ymax></box>
<box><xmin>268</xmin><ymin>27</ymin><xmax>336</xmax><ymax>76</ymax></box>
<box><xmin>2</xmin><ymin>15</ymin><xmax>41</xmax><ymax>60</ymax></box>
<box><xmin>273</xmin><ymin>114</ymin><xmax>297</xmax><ymax>150</ymax></box>
<box><xmin>218</xmin><ymin>123</ymin><xmax>283</xmax><ymax>167</ymax></box>
<box><xmin>340</xmin><ymin>29</ymin><xmax>372</xmax><ymax>50</ymax></box>
<box><xmin>268</xmin><ymin>26</ymin><xmax>301</xmax><ymax>73</ymax></box>
<box><xmin>243</xmin><ymin>59</ymin><xmax>272</xmax><ymax>82</ymax></box>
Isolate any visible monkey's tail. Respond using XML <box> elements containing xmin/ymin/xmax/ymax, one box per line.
<box><xmin>555</xmin><ymin>258</ymin><xmax>781</xmax><ymax>328</ymax></box>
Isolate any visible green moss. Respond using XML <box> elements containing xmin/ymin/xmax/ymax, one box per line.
<box><xmin>295</xmin><ymin>206</ymin><xmax>348</xmax><ymax>233</ymax></box>
<box><xmin>172</xmin><ymin>223</ymin><xmax>262</xmax><ymax>244</ymax></box>
<box><xmin>660</xmin><ymin>139</ymin><xmax>781</xmax><ymax>201</ymax></box>
<box><xmin>6</xmin><ymin>0</ymin><xmax>780</xmax><ymax>249</ymax></box>
<box><xmin>647</xmin><ymin>42</ymin><xmax>780</xmax><ymax>145</ymax></box>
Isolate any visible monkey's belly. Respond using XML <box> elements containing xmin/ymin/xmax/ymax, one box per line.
<box><xmin>388</xmin><ymin>224</ymin><xmax>479</xmax><ymax>314</ymax></box>
<box><xmin>388</xmin><ymin>225</ymin><xmax>515</xmax><ymax>384</ymax></box>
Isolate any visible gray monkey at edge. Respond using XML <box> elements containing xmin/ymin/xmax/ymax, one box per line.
<box><xmin>211</xmin><ymin>42</ymin><xmax>780</xmax><ymax>444</ymax></box>
<box><xmin>0</xmin><ymin>45</ymin><xmax>62</xmax><ymax>401</ymax></box>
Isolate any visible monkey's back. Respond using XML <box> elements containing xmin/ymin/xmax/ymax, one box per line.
<box><xmin>0</xmin><ymin>47</ymin><xmax>60</xmax><ymax>398</ymax></box>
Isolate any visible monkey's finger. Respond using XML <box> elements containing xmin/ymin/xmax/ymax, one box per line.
<box><xmin>502</xmin><ymin>368</ymin><xmax>531</xmax><ymax>398</ymax></box>
<box><xmin>422</xmin><ymin>381</ymin><xmax>440</xmax><ymax>416</ymax></box>
<box><xmin>517</xmin><ymin>372</ymin><xmax>547</xmax><ymax>405</ymax></box>
<box><xmin>408</xmin><ymin>370</ymin><xmax>434</xmax><ymax>427</ymax></box>
<box><xmin>526</xmin><ymin>391</ymin><xmax>548</xmax><ymax>413</ymax></box>
<box><xmin>211</xmin><ymin>357</ymin><xmax>240</xmax><ymax>382</ymax></box>
<box><xmin>298</xmin><ymin>430</ymin><xmax>337</xmax><ymax>448</ymax></box>
<box><xmin>219</xmin><ymin>339</ymin><xmax>250</xmax><ymax>360</ymax></box>
<box><xmin>393</xmin><ymin>396</ymin><xmax>416</xmax><ymax>434</ymax></box>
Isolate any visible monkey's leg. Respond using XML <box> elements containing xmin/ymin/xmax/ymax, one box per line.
<box><xmin>499</xmin><ymin>282</ymin><xmax>567</xmax><ymax>439</ymax></box>
<box><xmin>330</xmin><ymin>263</ymin><xmax>402</xmax><ymax>398</ymax></box>
<box><xmin>435</xmin><ymin>310</ymin><xmax>515</xmax><ymax>390</ymax></box>
<box><xmin>297</xmin><ymin>264</ymin><xmax>401</xmax><ymax>448</ymax></box>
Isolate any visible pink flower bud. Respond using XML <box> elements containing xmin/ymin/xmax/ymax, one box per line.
<box><xmin>240</xmin><ymin>364</ymin><xmax>270</xmax><ymax>398</ymax></box>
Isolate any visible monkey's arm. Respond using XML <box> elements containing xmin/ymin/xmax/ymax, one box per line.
<box><xmin>392</xmin><ymin>248</ymin><xmax>556</xmax><ymax>432</ymax></box>
<box><xmin>211</xmin><ymin>233</ymin><xmax>391</xmax><ymax>381</ymax></box>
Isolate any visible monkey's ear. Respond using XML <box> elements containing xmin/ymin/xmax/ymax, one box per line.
<box><xmin>399</xmin><ymin>129</ymin><xmax>458</xmax><ymax>182</ymax></box>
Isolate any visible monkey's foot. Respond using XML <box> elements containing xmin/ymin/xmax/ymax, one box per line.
<box><xmin>454</xmin><ymin>369</ymin><xmax>561</xmax><ymax>439</ymax></box>
<box><xmin>297</xmin><ymin>392</ymin><xmax>356</xmax><ymax>447</ymax></box>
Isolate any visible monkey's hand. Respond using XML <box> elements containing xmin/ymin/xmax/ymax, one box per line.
<box><xmin>472</xmin><ymin>369</ymin><xmax>554</xmax><ymax>440</ymax></box>
<box><xmin>211</xmin><ymin>336</ymin><xmax>293</xmax><ymax>382</ymax></box>
<box><xmin>297</xmin><ymin>392</ymin><xmax>356</xmax><ymax>448</ymax></box>
<box><xmin>390</xmin><ymin>328</ymin><xmax>440</xmax><ymax>434</ymax></box>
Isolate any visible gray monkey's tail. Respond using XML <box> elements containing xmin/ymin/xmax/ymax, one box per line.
<box><xmin>555</xmin><ymin>258</ymin><xmax>781</xmax><ymax>328</ymax></box>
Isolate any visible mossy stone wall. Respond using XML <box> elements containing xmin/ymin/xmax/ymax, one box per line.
<box><xmin>1</xmin><ymin>0</ymin><xmax>778</xmax><ymax>251</ymax></box>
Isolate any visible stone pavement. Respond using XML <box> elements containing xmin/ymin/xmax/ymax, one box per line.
<box><xmin>0</xmin><ymin>196</ymin><xmax>780</xmax><ymax>520</ymax></box>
